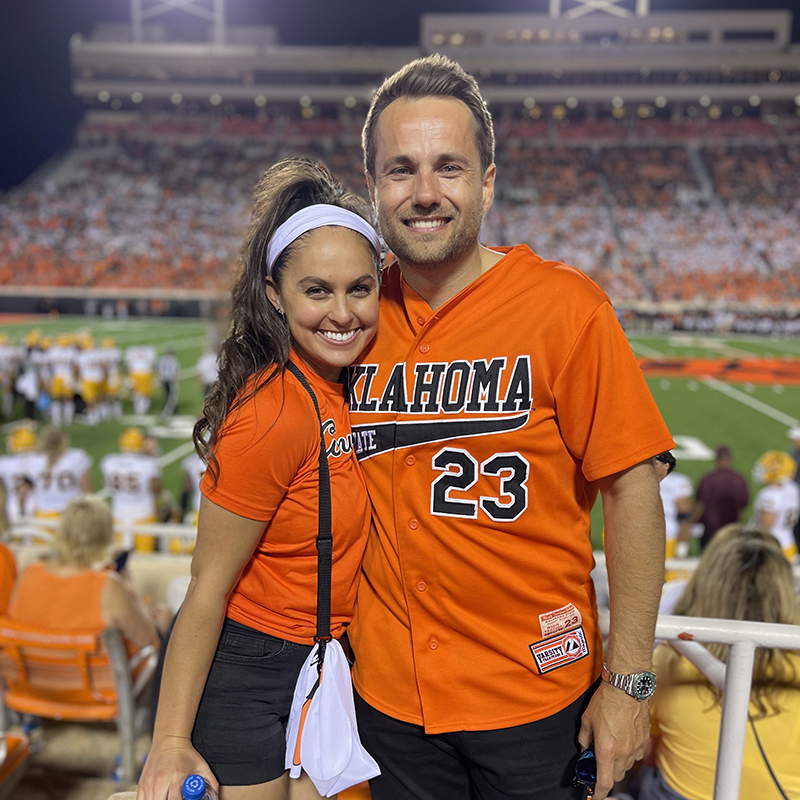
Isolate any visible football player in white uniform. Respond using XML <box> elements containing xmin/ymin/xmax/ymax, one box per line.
<box><xmin>0</xmin><ymin>334</ymin><xmax>21</xmax><ymax>418</ymax></box>
<box><xmin>75</xmin><ymin>334</ymin><xmax>107</xmax><ymax>425</ymax></box>
<box><xmin>101</xmin><ymin>337</ymin><xmax>123</xmax><ymax>419</ymax></box>
<box><xmin>752</xmin><ymin>450</ymin><xmax>800</xmax><ymax>561</ymax></box>
<box><xmin>125</xmin><ymin>345</ymin><xmax>157</xmax><ymax>415</ymax></box>
<box><xmin>169</xmin><ymin>451</ymin><xmax>206</xmax><ymax>554</ymax></box>
<box><xmin>47</xmin><ymin>334</ymin><xmax>78</xmax><ymax>426</ymax></box>
<box><xmin>27</xmin><ymin>427</ymin><xmax>93</xmax><ymax>519</ymax></box>
<box><xmin>100</xmin><ymin>428</ymin><xmax>162</xmax><ymax>552</ymax></box>
<box><xmin>0</xmin><ymin>425</ymin><xmax>38</xmax><ymax>522</ymax></box>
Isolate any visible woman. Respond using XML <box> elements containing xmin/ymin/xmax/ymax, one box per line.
<box><xmin>8</xmin><ymin>495</ymin><xmax>160</xmax><ymax>656</ymax></box>
<box><xmin>643</xmin><ymin>524</ymin><xmax>800</xmax><ymax>800</ymax></box>
<box><xmin>138</xmin><ymin>158</ymin><xmax>380</xmax><ymax>800</ymax></box>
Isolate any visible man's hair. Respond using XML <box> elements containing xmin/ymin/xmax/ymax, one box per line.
<box><xmin>673</xmin><ymin>524</ymin><xmax>800</xmax><ymax>717</ymax></box>
<box><xmin>363</xmin><ymin>54</ymin><xmax>495</xmax><ymax>178</ymax></box>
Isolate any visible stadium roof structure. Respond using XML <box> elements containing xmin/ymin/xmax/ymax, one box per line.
<box><xmin>70</xmin><ymin>1</ymin><xmax>800</xmax><ymax>113</ymax></box>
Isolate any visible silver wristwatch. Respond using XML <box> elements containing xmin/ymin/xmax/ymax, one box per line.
<box><xmin>601</xmin><ymin>662</ymin><xmax>657</xmax><ymax>701</ymax></box>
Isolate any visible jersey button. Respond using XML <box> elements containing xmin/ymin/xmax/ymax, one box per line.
<box><xmin>419</xmin><ymin>343</ymin><xmax>430</xmax><ymax>354</ymax></box>
<box><xmin>409</xmin><ymin>518</ymin><xmax>419</xmax><ymax>530</ymax></box>
<box><xmin>417</xmin><ymin>315</ymin><xmax>425</xmax><ymax>325</ymax></box>
<box><xmin>416</xmin><ymin>581</ymin><xmax>426</xmax><ymax>592</ymax></box>
<box><xmin>405</xmin><ymin>455</ymin><xmax>416</xmax><ymax>466</ymax></box>
<box><xmin>429</xmin><ymin>637</ymin><xmax>438</xmax><ymax>650</ymax></box>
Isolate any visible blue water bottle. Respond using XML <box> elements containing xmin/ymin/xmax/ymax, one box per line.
<box><xmin>181</xmin><ymin>774</ymin><xmax>217</xmax><ymax>800</ymax></box>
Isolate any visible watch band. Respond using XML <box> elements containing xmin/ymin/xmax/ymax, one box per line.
<box><xmin>601</xmin><ymin>662</ymin><xmax>657</xmax><ymax>701</ymax></box>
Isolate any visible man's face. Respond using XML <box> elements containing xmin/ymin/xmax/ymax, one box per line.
<box><xmin>367</xmin><ymin>96</ymin><xmax>495</xmax><ymax>272</ymax></box>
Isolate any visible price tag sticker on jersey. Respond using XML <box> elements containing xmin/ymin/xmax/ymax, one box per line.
<box><xmin>529</xmin><ymin>626</ymin><xmax>589</xmax><ymax>674</ymax></box>
<box><xmin>539</xmin><ymin>603</ymin><xmax>582</xmax><ymax>638</ymax></box>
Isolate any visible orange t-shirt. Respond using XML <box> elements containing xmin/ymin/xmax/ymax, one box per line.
<box><xmin>201</xmin><ymin>356</ymin><xmax>371</xmax><ymax>645</ymax></box>
<box><xmin>9</xmin><ymin>561</ymin><xmax>106</xmax><ymax>630</ymax></box>
<box><xmin>348</xmin><ymin>246</ymin><xmax>675</xmax><ymax>733</ymax></box>
<box><xmin>0</xmin><ymin>543</ymin><xmax>17</xmax><ymax>615</ymax></box>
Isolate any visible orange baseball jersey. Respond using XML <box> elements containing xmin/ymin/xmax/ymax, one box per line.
<box><xmin>348</xmin><ymin>245</ymin><xmax>674</xmax><ymax>733</ymax></box>
<box><xmin>202</xmin><ymin>354</ymin><xmax>371</xmax><ymax>645</ymax></box>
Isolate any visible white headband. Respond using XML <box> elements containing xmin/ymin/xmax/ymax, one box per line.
<box><xmin>265</xmin><ymin>204</ymin><xmax>381</xmax><ymax>274</ymax></box>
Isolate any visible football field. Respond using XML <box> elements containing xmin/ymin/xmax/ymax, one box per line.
<box><xmin>1</xmin><ymin>316</ymin><xmax>798</xmax><ymax>548</ymax></box>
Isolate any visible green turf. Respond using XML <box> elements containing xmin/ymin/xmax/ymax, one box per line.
<box><xmin>3</xmin><ymin>318</ymin><xmax>798</xmax><ymax>550</ymax></box>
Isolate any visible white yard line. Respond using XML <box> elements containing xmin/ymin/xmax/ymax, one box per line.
<box><xmin>628</xmin><ymin>340</ymin><xmax>668</xmax><ymax>358</ymax></box>
<box><xmin>701</xmin><ymin>376</ymin><xmax>799</xmax><ymax>427</ymax></box>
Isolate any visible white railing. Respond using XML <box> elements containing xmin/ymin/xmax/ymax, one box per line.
<box><xmin>9</xmin><ymin>518</ymin><xmax>198</xmax><ymax>546</ymax></box>
<box><xmin>591</xmin><ymin>552</ymin><xmax>800</xmax><ymax>800</ymax></box>
<box><xmin>655</xmin><ymin>616</ymin><xmax>800</xmax><ymax>800</ymax></box>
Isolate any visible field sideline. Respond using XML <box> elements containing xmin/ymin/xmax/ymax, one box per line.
<box><xmin>1</xmin><ymin>316</ymin><xmax>798</xmax><ymax>550</ymax></box>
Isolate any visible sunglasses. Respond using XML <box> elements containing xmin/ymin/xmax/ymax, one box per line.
<box><xmin>654</xmin><ymin>450</ymin><xmax>676</xmax><ymax>475</ymax></box>
<box><xmin>573</xmin><ymin>745</ymin><xmax>596</xmax><ymax>798</ymax></box>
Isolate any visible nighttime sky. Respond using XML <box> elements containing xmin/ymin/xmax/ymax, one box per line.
<box><xmin>1</xmin><ymin>0</ymin><xmax>799</xmax><ymax>189</ymax></box>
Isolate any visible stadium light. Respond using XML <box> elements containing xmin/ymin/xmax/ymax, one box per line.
<box><xmin>611</xmin><ymin>106</ymin><xmax>625</xmax><ymax>118</ymax></box>
<box><xmin>171</xmin><ymin>93</ymin><xmax>183</xmax><ymax>105</ymax></box>
<box><xmin>299</xmin><ymin>95</ymin><xmax>312</xmax><ymax>108</ymax></box>
<box><xmin>612</xmin><ymin>96</ymin><xmax>624</xmax><ymax>108</ymax></box>
<box><xmin>655</xmin><ymin>95</ymin><xmax>667</xmax><ymax>108</ymax></box>
<box><xmin>521</xmin><ymin>28</ymin><xmax>533</xmax><ymax>41</ymax></box>
<box><xmin>254</xmin><ymin>95</ymin><xmax>267</xmax><ymax>107</ymax></box>
<box><xmin>552</xmin><ymin>67</ymin><xmax>563</xmax><ymax>78</ymax></box>
<box><xmin>344</xmin><ymin>96</ymin><xmax>356</xmax><ymax>109</ymax></box>
<box><xmin>566</xmin><ymin>97</ymin><xmax>578</xmax><ymax>109</ymax></box>
<box><xmin>524</xmin><ymin>97</ymin><xmax>537</xmax><ymax>108</ymax></box>
<box><xmin>431</xmin><ymin>33</ymin><xmax>445</xmax><ymax>45</ymax></box>
<box><xmin>768</xmin><ymin>70</ymin><xmax>781</xmax><ymax>83</ymax></box>
<box><xmin>209</xmin><ymin>93</ymin><xmax>222</xmax><ymax>106</ymax></box>
<box><xmin>111</xmin><ymin>99</ymin><xmax>122</xmax><ymax>110</ymax></box>
<box><xmin>795</xmin><ymin>95</ymin><xmax>800</xmax><ymax>106</ymax></box>
<box><xmin>552</xmin><ymin>105</ymin><xmax>566</xmax><ymax>120</ymax></box>
<box><xmin>748</xmin><ymin>94</ymin><xmax>761</xmax><ymax>107</ymax></box>
<box><xmin>529</xmin><ymin>107</ymin><xmax>542</xmax><ymax>119</ymax></box>
<box><xmin>131</xmin><ymin>91</ymin><xmax>143</xmax><ymax>103</ymax></box>
<box><xmin>699</xmin><ymin>95</ymin><xmax>711</xmax><ymax>108</ymax></box>
<box><xmin>709</xmin><ymin>106</ymin><xmax>722</xmax><ymax>119</ymax></box>
<box><xmin>732</xmin><ymin>105</ymin><xmax>743</xmax><ymax>116</ymax></box>
<box><xmin>450</xmin><ymin>33</ymin><xmax>465</xmax><ymax>45</ymax></box>
<box><xmin>98</xmin><ymin>90</ymin><xmax>110</xmax><ymax>103</ymax></box>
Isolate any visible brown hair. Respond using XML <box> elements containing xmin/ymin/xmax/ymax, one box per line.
<box><xmin>673</xmin><ymin>524</ymin><xmax>800</xmax><ymax>717</ymax></box>
<box><xmin>194</xmin><ymin>157</ymin><xmax>376</xmax><ymax>485</ymax></box>
<box><xmin>363</xmin><ymin>54</ymin><xmax>495</xmax><ymax>178</ymax></box>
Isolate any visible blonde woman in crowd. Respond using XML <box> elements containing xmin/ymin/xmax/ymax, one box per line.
<box><xmin>643</xmin><ymin>524</ymin><xmax>800</xmax><ymax>800</ymax></box>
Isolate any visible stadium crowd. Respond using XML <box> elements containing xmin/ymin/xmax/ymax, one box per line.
<box><xmin>2</xmin><ymin>113</ymin><xmax>800</xmax><ymax>308</ymax></box>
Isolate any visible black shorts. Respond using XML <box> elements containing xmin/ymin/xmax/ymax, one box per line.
<box><xmin>192</xmin><ymin>617</ymin><xmax>313</xmax><ymax>786</ymax></box>
<box><xmin>354</xmin><ymin>681</ymin><xmax>599</xmax><ymax>800</ymax></box>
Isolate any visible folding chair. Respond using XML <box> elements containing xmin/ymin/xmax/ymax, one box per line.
<box><xmin>0</xmin><ymin>698</ymin><xmax>29</xmax><ymax>800</ymax></box>
<box><xmin>0</xmin><ymin>618</ymin><xmax>157</xmax><ymax>783</ymax></box>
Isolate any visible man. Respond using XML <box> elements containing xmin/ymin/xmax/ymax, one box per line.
<box><xmin>693</xmin><ymin>444</ymin><xmax>749</xmax><ymax>550</ymax></box>
<box><xmin>125</xmin><ymin>343</ymin><xmax>157</xmax><ymax>415</ymax></box>
<box><xmin>157</xmin><ymin>349</ymin><xmax>180</xmax><ymax>418</ymax></box>
<box><xmin>656</xmin><ymin>457</ymin><xmax>694</xmax><ymax>560</ymax></box>
<box><xmin>348</xmin><ymin>55</ymin><xmax>673</xmax><ymax>800</ymax></box>
<box><xmin>752</xmin><ymin>449</ymin><xmax>800</xmax><ymax>561</ymax></box>
<box><xmin>100</xmin><ymin>427</ymin><xmax>163</xmax><ymax>552</ymax></box>
<box><xmin>788</xmin><ymin>426</ymin><xmax>800</xmax><ymax>552</ymax></box>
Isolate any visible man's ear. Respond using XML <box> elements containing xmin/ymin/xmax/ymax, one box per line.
<box><xmin>265</xmin><ymin>279</ymin><xmax>281</xmax><ymax>313</ymax></box>
<box><xmin>482</xmin><ymin>163</ymin><xmax>496</xmax><ymax>215</ymax></box>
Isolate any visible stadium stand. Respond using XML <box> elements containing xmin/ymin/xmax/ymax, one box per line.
<box><xmin>3</xmin><ymin>113</ymin><xmax>800</xmax><ymax>312</ymax></box>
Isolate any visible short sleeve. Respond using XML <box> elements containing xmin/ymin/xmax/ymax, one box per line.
<box><xmin>201</xmin><ymin>378</ymin><xmax>318</xmax><ymax>522</ymax></box>
<box><xmin>755</xmin><ymin>487</ymin><xmax>777</xmax><ymax>514</ymax></box>
<box><xmin>553</xmin><ymin>303</ymin><xmax>674</xmax><ymax>482</ymax></box>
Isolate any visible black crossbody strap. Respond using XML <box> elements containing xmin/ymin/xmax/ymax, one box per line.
<box><xmin>286</xmin><ymin>361</ymin><xmax>332</xmax><ymax>650</ymax></box>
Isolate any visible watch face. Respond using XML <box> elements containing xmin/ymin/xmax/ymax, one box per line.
<box><xmin>633</xmin><ymin>672</ymin><xmax>657</xmax><ymax>700</ymax></box>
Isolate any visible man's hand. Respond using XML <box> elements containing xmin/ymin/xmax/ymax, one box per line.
<box><xmin>577</xmin><ymin>681</ymin><xmax>649</xmax><ymax>800</ymax></box>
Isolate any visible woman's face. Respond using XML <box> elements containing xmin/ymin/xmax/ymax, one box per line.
<box><xmin>267</xmin><ymin>226</ymin><xmax>379</xmax><ymax>381</ymax></box>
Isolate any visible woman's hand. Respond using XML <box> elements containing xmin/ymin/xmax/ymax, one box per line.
<box><xmin>137</xmin><ymin>735</ymin><xmax>218</xmax><ymax>800</ymax></box>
